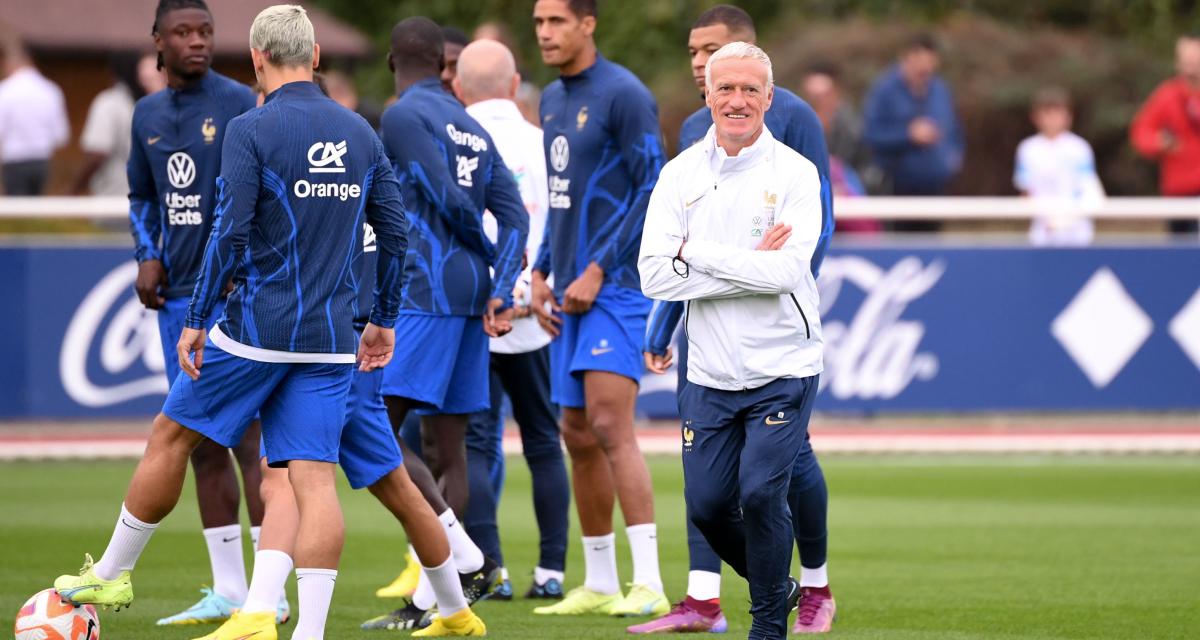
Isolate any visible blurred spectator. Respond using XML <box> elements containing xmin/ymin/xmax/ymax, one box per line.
<box><xmin>0</xmin><ymin>36</ymin><xmax>69</xmax><ymax>195</ymax></box>
<box><xmin>441</xmin><ymin>26</ymin><xmax>470</xmax><ymax>95</ymax></box>
<box><xmin>137</xmin><ymin>52</ymin><xmax>167</xmax><ymax>95</ymax></box>
<box><xmin>1015</xmin><ymin>88</ymin><xmax>1105</xmax><ymax>246</ymax></box>
<box><xmin>473</xmin><ymin>21</ymin><xmax>517</xmax><ymax>52</ymax></box>
<box><xmin>802</xmin><ymin>60</ymin><xmax>881</xmax><ymax>234</ymax></box>
<box><xmin>323</xmin><ymin>69</ymin><xmax>382</xmax><ymax>129</ymax></box>
<box><xmin>802</xmin><ymin>61</ymin><xmax>872</xmax><ymax>184</ymax></box>
<box><xmin>70</xmin><ymin>53</ymin><xmax>156</xmax><ymax>196</ymax></box>
<box><xmin>516</xmin><ymin>81</ymin><xmax>542</xmax><ymax>126</ymax></box>
<box><xmin>864</xmin><ymin>33</ymin><xmax>964</xmax><ymax>231</ymax></box>
<box><xmin>1131</xmin><ymin>33</ymin><xmax>1200</xmax><ymax>235</ymax></box>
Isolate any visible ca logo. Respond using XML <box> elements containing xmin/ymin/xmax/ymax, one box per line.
<box><xmin>456</xmin><ymin>155</ymin><xmax>479</xmax><ymax>187</ymax></box>
<box><xmin>166</xmin><ymin>152</ymin><xmax>196</xmax><ymax>189</ymax></box>
<box><xmin>307</xmin><ymin>141</ymin><xmax>348</xmax><ymax>173</ymax></box>
<box><xmin>549</xmin><ymin>135</ymin><xmax>569</xmax><ymax>172</ymax></box>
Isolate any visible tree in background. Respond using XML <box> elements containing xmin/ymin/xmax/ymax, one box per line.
<box><xmin>311</xmin><ymin>0</ymin><xmax>1199</xmax><ymax>195</ymax></box>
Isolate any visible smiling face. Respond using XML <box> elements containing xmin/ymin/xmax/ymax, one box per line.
<box><xmin>706</xmin><ymin>56</ymin><xmax>773</xmax><ymax>154</ymax></box>
<box><xmin>156</xmin><ymin>7</ymin><xmax>214</xmax><ymax>82</ymax></box>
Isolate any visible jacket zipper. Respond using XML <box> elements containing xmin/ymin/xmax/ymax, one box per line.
<box><xmin>789</xmin><ymin>293</ymin><xmax>811</xmax><ymax>339</ymax></box>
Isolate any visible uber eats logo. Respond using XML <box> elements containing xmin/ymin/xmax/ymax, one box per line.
<box><xmin>164</xmin><ymin>152</ymin><xmax>201</xmax><ymax>225</ymax></box>
<box><xmin>295</xmin><ymin>140</ymin><xmax>361</xmax><ymax>201</ymax></box>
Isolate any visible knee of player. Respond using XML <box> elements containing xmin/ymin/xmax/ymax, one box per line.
<box><xmin>188</xmin><ymin>439</ymin><xmax>234</xmax><ymax>471</ymax></box>
<box><xmin>259</xmin><ymin>465</ymin><xmax>294</xmax><ymax>502</ymax></box>
<box><xmin>521</xmin><ymin>436</ymin><xmax>566</xmax><ymax>463</ymax></box>
<box><xmin>560</xmin><ymin>422</ymin><xmax>599</xmax><ymax>452</ymax></box>
<box><xmin>150</xmin><ymin>413</ymin><xmax>204</xmax><ymax>452</ymax></box>
<box><xmin>587</xmin><ymin>414</ymin><xmax>634</xmax><ymax>453</ymax></box>
<box><xmin>686</xmin><ymin>490</ymin><xmax>732</xmax><ymax>525</ymax></box>
<box><xmin>787</xmin><ymin>462</ymin><xmax>827</xmax><ymax>494</ymax></box>
<box><xmin>739</xmin><ymin>476</ymin><xmax>784</xmax><ymax>512</ymax></box>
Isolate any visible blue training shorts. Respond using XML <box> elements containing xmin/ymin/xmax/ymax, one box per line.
<box><xmin>550</xmin><ymin>286</ymin><xmax>652</xmax><ymax>409</ymax></box>
<box><xmin>256</xmin><ymin>365</ymin><xmax>402</xmax><ymax>489</ymax></box>
<box><xmin>157</xmin><ymin>297</ymin><xmax>225</xmax><ymax>387</ymax></box>
<box><xmin>163</xmin><ymin>337</ymin><xmax>353</xmax><ymax>467</ymax></box>
<box><xmin>381</xmin><ymin>313</ymin><xmax>489</xmax><ymax>415</ymax></box>
<box><xmin>339</xmin><ymin>367</ymin><xmax>404</xmax><ymax>488</ymax></box>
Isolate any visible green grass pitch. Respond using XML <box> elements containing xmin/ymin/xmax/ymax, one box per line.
<box><xmin>3</xmin><ymin>455</ymin><xmax>1198</xmax><ymax>639</ymax></box>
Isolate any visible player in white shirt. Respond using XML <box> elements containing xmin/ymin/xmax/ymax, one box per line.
<box><xmin>0</xmin><ymin>39</ymin><xmax>69</xmax><ymax>195</ymax></box>
<box><xmin>1014</xmin><ymin>87</ymin><xmax>1105</xmax><ymax>246</ymax></box>
<box><xmin>452</xmin><ymin>38</ymin><xmax>572</xmax><ymax>601</ymax></box>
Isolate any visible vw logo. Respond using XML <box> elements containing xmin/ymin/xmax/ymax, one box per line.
<box><xmin>550</xmin><ymin>135</ymin><xmax>570</xmax><ymax>173</ymax></box>
<box><xmin>167</xmin><ymin>152</ymin><xmax>196</xmax><ymax>189</ymax></box>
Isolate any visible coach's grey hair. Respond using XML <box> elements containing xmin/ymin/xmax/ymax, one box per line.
<box><xmin>249</xmin><ymin>5</ymin><xmax>315</xmax><ymax>67</ymax></box>
<box><xmin>704</xmin><ymin>41</ymin><xmax>773</xmax><ymax>89</ymax></box>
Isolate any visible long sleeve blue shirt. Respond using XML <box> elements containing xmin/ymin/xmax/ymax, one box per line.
<box><xmin>380</xmin><ymin>78</ymin><xmax>528</xmax><ymax>316</ymax></box>
<box><xmin>863</xmin><ymin>65</ymin><xmax>964</xmax><ymax>194</ymax></box>
<box><xmin>535</xmin><ymin>56</ymin><xmax>666</xmax><ymax>296</ymax></box>
<box><xmin>645</xmin><ymin>87</ymin><xmax>835</xmax><ymax>355</ymax></box>
<box><xmin>185</xmin><ymin>81</ymin><xmax>408</xmax><ymax>361</ymax></box>
<box><xmin>127</xmin><ymin>71</ymin><xmax>257</xmax><ymax>298</ymax></box>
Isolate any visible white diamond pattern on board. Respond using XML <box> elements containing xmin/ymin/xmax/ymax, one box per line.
<box><xmin>1168</xmin><ymin>288</ymin><xmax>1200</xmax><ymax>371</ymax></box>
<box><xmin>1051</xmin><ymin>267</ymin><xmax>1153</xmax><ymax>388</ymax></box>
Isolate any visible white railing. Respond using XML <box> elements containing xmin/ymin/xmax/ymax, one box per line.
<box><xmin>0</xmin><ymin>195</ymin><xmax>1196</xmax><ymax>220</ymax></box>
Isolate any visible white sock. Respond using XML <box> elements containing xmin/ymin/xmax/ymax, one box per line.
<box><xmin>203</xmin><ymin>524</ymin><xmax>248</xmax><ymax>603</ymax></box>
<box><xmin>626</xmin><ymin>524</ymin><xmax>663</xmax><ymax>592</ymax></box>
<box><xmin>242</xmin><ymin>550</ymin><xmax>293</xmax><ymax>614</ymax></box>
<box><xmin>94</xmin><ymin>504</ymin><xmax>159</xmax><ymax>581</ymax></box>
<box><xmin>581</xmin><ymin>533</ymin><xmax>619</xmax><ymax>595</ymax></box>
<box><xmin>534</xmin><ymin>566</ymin><xmax>564</xmax><ymax>585</ymax></box>
<box><xmin>500</xmin><ymin>566</ymin><xmax>509</xmax><ymax>581</ymax></box>
<box><xmin>800</xmin><ymin>563</ymin><xmax>829</xmax><ymax>588</ymax></box>
<box><xmin>686</xmin><ymin>570</ymin><xmax>722</xmax><ymax>601</ymax></box>
<box><xmin>423</xmin><ymin>556</ymin><xmax>468</xmax><ymax>617</ymax></box>
<box><xmin>412</xmin><ymin>569</ymin><xmax>436</xmax><ymax>610</ymax></box>
<box><xmin>292</xmin><ymin>568</ymin><xmax>337</xmax><ymax>640</ymax></box>
<box><xmin>250</xmin><ymin>526</ymin><xmax>262</xmax><ymax>551</ymax></box>
<box><xmin>438</xmin><ymin>509</ymin><xmax>483</xmax><ymax>573</ymax></box>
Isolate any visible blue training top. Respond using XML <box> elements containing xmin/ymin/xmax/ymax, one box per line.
<box><xmin>185</xmin><ymin>81</ymin><xmax>408</xmax><ymax>360</ymax></box>
<box><xmin>128</xmin><ymin>71</ymin><xmax>257</xmax><ymax>299</ymax></box>
<box><xmin>644</xmin><ymin>87</ymin><xmax>835</xmax><ymax>356</ymax></box>
<box><xmin>380</xmin><ymin>77</ymin><xmax>528</xmax><ymax>316</ymax></box>
<box><xmin>535</xmin><ymin>56</ymin><xmax>666</xmax><ymax>296</ymax></box>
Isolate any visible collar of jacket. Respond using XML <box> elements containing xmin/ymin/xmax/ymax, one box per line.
<box><xmin>465</xmin><ymin>98</ymin><xmax>524</xmax><ymax>123</ymax></box>
<box><xmin>702</xmin><ymin>122</ymin><xmax>777</xmax><ymax>175</ymax></box>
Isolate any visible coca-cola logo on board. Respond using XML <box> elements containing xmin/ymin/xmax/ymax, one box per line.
<box><xmin>817</xmin><ymin>255</ymin><xmax>943</xmax><ymax>400</ymax></box>
<box><xmin>59</xmin><ymin>262</ymin><xmax>167</xmax><ymax>407</ymax></box>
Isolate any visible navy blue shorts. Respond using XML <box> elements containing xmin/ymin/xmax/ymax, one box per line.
<box><xmin>549</xmin><ymin>286</ymin><xmax>652</xmax><ymax>409</ymax></box>
<box><xmin>163</xmin><ymin>338</ymin><xmax>353</xmax><ymax>467</ymax></box>
<box><xmin>382</xmin><ymin>313</ymin><xmax>489</xmax><ymax>415</ymax></box>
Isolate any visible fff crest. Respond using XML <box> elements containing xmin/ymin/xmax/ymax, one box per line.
<box><xmin>201</xmin><ymin>118</ymin><xmax>217</xmax><ymax>144</ymax></box>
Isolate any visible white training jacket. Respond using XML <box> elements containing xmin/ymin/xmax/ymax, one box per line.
<box><xmin>638</xmin><ymin>124</ymin><xmax>823</xmax><ymax>391</ymax></box>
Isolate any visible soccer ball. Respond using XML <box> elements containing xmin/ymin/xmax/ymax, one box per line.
<box><xmin>13</xmin><ymin>588</ymin><xmax>99</xmax><ymax>640</ymax></box>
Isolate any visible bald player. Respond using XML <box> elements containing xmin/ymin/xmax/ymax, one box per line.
<box><xmin>453</xmin><ymin>39</ymin><xmax>571</xmax><ymax>600</ymax></box>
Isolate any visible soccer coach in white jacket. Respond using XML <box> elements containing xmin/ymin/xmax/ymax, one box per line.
<box><xmin>639</xmin><ymin>42</ymin><xmax>824</xmax><ymax>640</ymax></box>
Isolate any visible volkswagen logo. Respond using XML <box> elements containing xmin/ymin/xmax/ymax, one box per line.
<box><xmin>550</xmin><ymin>135</ymin><xmax>570</xmax><ymax>173</ymax></box>
<box><xmin>167</xmin><ymin>152</ymin><xmax>196</xmax><ymax>189</ymax></box>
